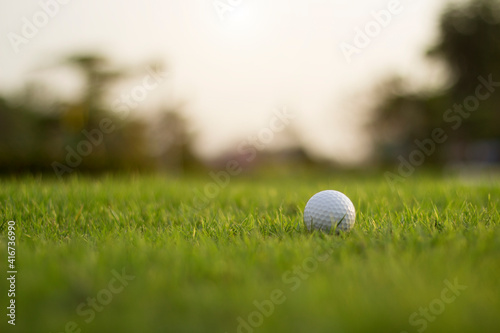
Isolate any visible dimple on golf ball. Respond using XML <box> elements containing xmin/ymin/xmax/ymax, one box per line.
<box><xmin>303</xmin><ymin>190</ymin><xmax>356</xmax><ymax>232</ymax></box>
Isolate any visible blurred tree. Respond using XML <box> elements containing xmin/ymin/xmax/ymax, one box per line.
<box><xmin>53</xmin><ymin>54</ymin><xmax>154</xmax><ymax>173</ymax></box>
<box><xmin>373</xmin><ymin>0</ymin><xmax>500</xmax><ymax>165</ymax></box>
<box><xmin>148</xmin><ymin>107</ymin><xmax>200</xmax><ymax>174</ymax></box>
<box><xmin>61</xmin><ymin>54</ymin><xmax>124</xmax><ymax>130</ymax></box>
<box><xmin>0</xmin><ymin>53</ymin><xmax>194</xmax><ymax>174</ymax></box>
<box><xmin>0</xmin><ymin>94</ymin><xmax>63</xmax><ymax>172</ymax></box>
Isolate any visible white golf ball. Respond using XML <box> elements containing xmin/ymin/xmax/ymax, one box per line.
<box><xmin>303</xmin><ymin>190</ymin><xmax>356</xmax><ymax>232</ymax></box>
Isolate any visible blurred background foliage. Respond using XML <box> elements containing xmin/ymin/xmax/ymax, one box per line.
<box><xmin>1</xmin><ymin>0</ymin><xmax>499</xmax><ymax>175</ymax></box>
<box><xmin>0</xmin><ymin>54</ymin><xmax>199</xmax><ymax>174</ymax></box>
<box><xmin>373</xmin><ymin>0</ymin><xmax>500</xmax><ymax>166</ymax></box>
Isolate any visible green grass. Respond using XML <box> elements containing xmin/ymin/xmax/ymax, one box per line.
<box><xmin>1</xmin><ymin>172</ymin><xmax>499</xmax><ymax>333</ymax></box>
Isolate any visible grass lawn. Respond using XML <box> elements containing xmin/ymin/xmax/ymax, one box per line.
<box><xmin>1</xmin><ymin>171</ymin><xmax>499</xmax><ymax>333</ymax></box>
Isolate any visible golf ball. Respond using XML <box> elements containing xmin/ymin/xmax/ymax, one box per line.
<box><xmin>303</xmin><ymin>190</ymin><xmax>356</xmax><ymax>232</ymax></box>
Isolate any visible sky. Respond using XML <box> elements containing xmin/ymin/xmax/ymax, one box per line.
<box><xmin>0</xmin><ymin>0</ymin><xmax>451</xmax><ymax>164</ymax></box>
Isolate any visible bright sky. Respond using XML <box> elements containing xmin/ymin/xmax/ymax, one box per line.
<box><xmin>0</xmin><ymin>0</ymin><xmax>450</xmax><ymax>164</ymax></box>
